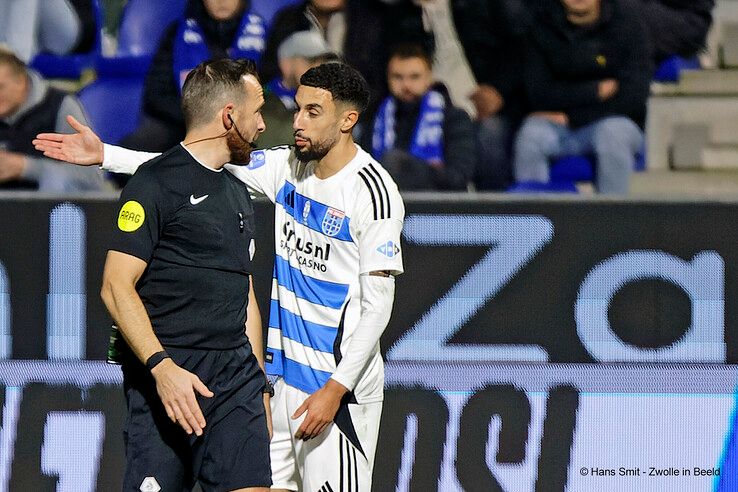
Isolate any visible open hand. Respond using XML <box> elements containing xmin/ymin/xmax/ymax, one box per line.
<box><xmin>151</xmin><ymin>358</ymin><xmax>214</xmax><ymax>436</ymax></box>
<box><xmin>33</xmin><ymin>115</ymin><xmax>104</xmax><ymax>165</ymax></box>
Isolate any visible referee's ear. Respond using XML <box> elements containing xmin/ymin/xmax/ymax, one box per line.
<box><xmin>221</xmin><ymin>103</ymin><xmax>235</xmax><ymax>129</ymax></box>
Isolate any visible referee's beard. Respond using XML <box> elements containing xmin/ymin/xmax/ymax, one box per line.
<box><xmin>227</xmin><ymin>128</ymin><xmax>253</xmax><ymax>165</ymax></box>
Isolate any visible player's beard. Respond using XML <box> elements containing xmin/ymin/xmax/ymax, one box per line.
<box><xmin>295</xmin><ymin>135</ymin><xmax>337</xmax><ymax>163</ymax></box>
<box><xmin>227</xmin><ymin>128</ymin><xmax>252</xmax><ymax>165</ymax></box>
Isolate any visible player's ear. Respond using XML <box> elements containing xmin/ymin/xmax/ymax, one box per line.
<box><xmin>340</xmin><ymin>108</ymin><xmax>359</xmax><ymax>133</ymax></box>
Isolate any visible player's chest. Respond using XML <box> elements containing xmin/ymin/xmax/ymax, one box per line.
<box><xmin>278</xmin><ymin>179</ymin><xmax>354</xmax><ymax>241</ymax></box>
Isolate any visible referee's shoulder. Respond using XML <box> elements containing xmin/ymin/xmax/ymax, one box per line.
<box><xmin>137</xmin><ymin>145</ymin><xmax>185</xmax><ymax>174</ymax></box>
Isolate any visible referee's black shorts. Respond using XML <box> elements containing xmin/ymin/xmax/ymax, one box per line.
<box><xmin>121</xmin><ymin>345</ymin><xmax>271</xmax><ymax>491</ymax></box>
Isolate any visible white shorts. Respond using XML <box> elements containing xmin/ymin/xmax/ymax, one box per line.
<box><xmin>270</xmin><ymin>378</ymin><xmax>382</xmax><ymax>491</ymax></box>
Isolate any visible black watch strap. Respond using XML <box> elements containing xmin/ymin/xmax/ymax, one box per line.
<box><xmin>263</xmin><ymin>378</ymin><xmax>275</xmax><ymax>397</ymax></box>
<box><xmin>146</xmin><ymin>350</ymin><xmax>170</xmax><ymax>371</ymax></box>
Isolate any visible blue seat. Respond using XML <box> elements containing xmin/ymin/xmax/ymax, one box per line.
<box><xmin>96</xmin><ymin>0</ymin><xmax>187</xmax><ymax>77</ymax></box>
<box><xmin>509</xmin><ymin>151</ymin><xmax>646</xmax><ymax>193</ymax></box>
<box><xmin>29</xmin><ymin>0</ymin><xmax>104</xmax><ymax>79</ymax></box>
<box><xmin>507</xmin><ymin>180</ymin><xmax>579</xmax><ymax>193</ymax></box>
<box><xmin>653</xmin><ymin>55</ymin><xmax>701</xmax><ymax>83</ymax></box>
<box><xmin>251</xmin><ymin>0</ymin><xmax>303</xmax><ymax>25</ymax></box>
<box><xmin>77</xmin><ymin>77</ymin><xmax>144</xmax><ymax>144</ymax></box>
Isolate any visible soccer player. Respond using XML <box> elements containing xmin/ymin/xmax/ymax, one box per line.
<box><xmin>34</xmin><ymin>62</ymin><xmax>404</xmax><ymax>491</ymax></box>
<box><xmin>99</xmin><ymin>58</ymin><xmax>272</xmax><ymax>491</ymax></box>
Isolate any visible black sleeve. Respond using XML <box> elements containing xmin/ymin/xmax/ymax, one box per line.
<box><xmin>523</xmin><ymin>36</ymin><xmax>601</xmax><ymax>112</ymax></box>
<box><xmin>141</xmin><ymin>24</ymin><xmax>185</xmax><ymax>126</ymax></box>
<box><xmin>601</xmin><ymin>10</ymin><xmax>653</xmax><ymax>122</ymax></box>
<box><xmin>434</xmin><ymin>107</ymin><xmax>476</xmax><ymax>190</ymax></box>
<box><xmin>109</xmin><ymin>169</ymin><xmax>165</xmax><ymax>263</ymax></box>
<box><xmin>452</xmin><ymin>0</ymin><xmax>527</xmax><ymax>100</ymax></box>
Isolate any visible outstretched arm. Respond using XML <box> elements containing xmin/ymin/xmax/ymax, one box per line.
<box><xmin>33</xmin><ymin>115</ymin><xmax>104</xmax><ymax>165</ymax></box>
<box><xmin>33</xmin><ymin>115</ymin><xmax>160</xmax><ymax>175</ymax></box>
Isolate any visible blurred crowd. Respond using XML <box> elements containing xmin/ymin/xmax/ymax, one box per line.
<box><xmin>0</xmin><ymin>0</ymin><xmax>716</xmax><ymax>194</ymax></box>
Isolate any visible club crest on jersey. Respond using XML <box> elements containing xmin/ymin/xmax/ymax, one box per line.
<box><xmin>376</xmin><ymin>240</ymin><xmax>400</xmax><ymax>258</ymax></box>
<box><xmin>321</xmin><ymin>207</ymin><xmax>345</xmax><ymax>237</ymax></box>
<box><xmin>247</xmin><ymin>150</ymin><xmax>266</xmax><ymax>170</ymax></box>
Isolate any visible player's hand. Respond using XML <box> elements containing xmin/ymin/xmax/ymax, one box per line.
<box><xmin>292</xmin><ymin>379</ymin><xmax>348</xmax><ymax>441</ymax></box>
<box><xmin>0</xmin><ymin>150</ymin><xmax>27</xmax><ymax>182</ymax></box>
<box><xmin>151</xmin><ymin>358</ymin><xmax>214</xmax><ymax>436</ymax></box>
<box><xmin>32</xmin><ymin>115</ymin><xmax>104</xmax><ymax>165</ymax></box>
<box><xmin>263</xmin><ymin>393</ymin><xmax>273</xmax><ymax>440</ymax></box>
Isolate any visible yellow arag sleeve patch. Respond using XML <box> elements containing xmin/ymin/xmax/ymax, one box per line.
<box><xmin>117</xmin><ymin>200</ymin><xmax>145</xmax><ymax>232</ymax></box>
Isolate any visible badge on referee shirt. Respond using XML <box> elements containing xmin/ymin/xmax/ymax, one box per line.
<box><xmin>117</xmin><ymin>200</ymin><xmax>145</xmax><ymax>232</ymax></box>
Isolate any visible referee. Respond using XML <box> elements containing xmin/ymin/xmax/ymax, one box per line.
<box><xmin>100</xmin><ymin>59</ymin><xmax>271</xmax><ymax>492</ymax></box>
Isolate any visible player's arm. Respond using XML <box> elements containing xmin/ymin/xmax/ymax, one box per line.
<box><xmin>245</xmin><ymin>275</ymin><xmax>273</xmax><ymax>439</ymax></box>
<box><xmin>33</xmin><ymin>115</ymin><xmax>160</xmax><ymax>174</ymax></box>
<box><xmin>293</xmin><ymin>272</ymin><xmax>396</xmax><ymax>441</ymax></box>
<box><xmin>225</xmin><ymin>147</ymin><xmax>291</xmax><ymax>202</ymax></box>
<box><xmin>293</xmin><ymin>184</ymin><xmax>405</xmax><ymax>440</ymax></box>
<box><xmin>101</xmin><ymin>251</ymin><xmax>213</xmax><ymax>437</ymax></box>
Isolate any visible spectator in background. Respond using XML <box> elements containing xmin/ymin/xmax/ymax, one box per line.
<box><xmin>0</xmin><ymin>0</ymin><xmax>96</xmax><ymax>63</ymax></box>
<box><xmin>258</xmin><ymin>30</ymin><xmax>336</xmax><ymax>149</ymax></box>
<box><xmin>513</xmin><ymin>0</ymin><xmax>652</xmax><ymax>195</ymax></box>
<box><xmin>639</xmin><ymin>0</ymin><xmax>714</xmax><ymax>63</ymax></box>
<box><xmin>452</xmin><ymin>0</ymin><xmax>529</xmax><ymax>190</ymax></box>
<box><xmin>120</xmin><ymin>0</ymin><xmax>268</xmax><ymax>152</ymax></box>
<box><xmin>259</xmin><ymin>0</ymin><xmax>387</xmax><ymax>100</ymax></box>
<box><xmin>0</xmin><ymin>49</ymin><xmax>105</xmax><ymax>191</ymax></box>
<box><xmin>382</xmin><ymin>0</ymin><xmax>527</xmax><ymax>190</ymax></box>
<box><xmin>365</xmin><ymin>43</ymin><xmax>475</xmax><ymax>190</ymax></box>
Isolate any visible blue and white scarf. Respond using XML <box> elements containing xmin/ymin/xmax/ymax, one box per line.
<box><xmin>173</xmin><ymin>12</ymin><xmax>267</xmax><ymax>92</ymax></box>
<box><xmin>266</xmin><ymin>78</ymin><xmax>297</xmax><ymax>111</ymax></box>
<box><xmin>371</xmin><ymin>90</ymin><xmax>446</xmax><ymax>163</ymax></box>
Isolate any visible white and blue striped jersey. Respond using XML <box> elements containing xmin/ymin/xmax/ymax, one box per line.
<box><xmin>229</xmin><ymin>144</ymin><xmax>404</xmax><ymax>403</ymax></box>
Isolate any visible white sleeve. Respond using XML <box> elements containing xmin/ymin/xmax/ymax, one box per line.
<box><xmin>225</xmin><ymin>147</ymin><xmax>290</xmax><ymax>203</ymax></box>
<box><xmin>330</xmin><ymin>275</ymin><xmax>395</xmax><ymax>391</ymax></box>
<box><xmin>353</xmin><ymin>182</ymin><xmax>405</xmax><ymax>276</ymax></box>
<box><xmin>102</xmin><ymin>144</ymin><xmax>160</xmax><ymax>175</ymax></box>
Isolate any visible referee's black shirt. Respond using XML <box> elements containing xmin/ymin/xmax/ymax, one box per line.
<box><xmin>110</xmin><ymin>144</ymin><xmax>255</xmax><ymax>349</ymax></box>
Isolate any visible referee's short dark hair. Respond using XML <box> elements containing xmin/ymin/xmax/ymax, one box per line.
<box><xmin>299</xmin><ymin>62</ymin><xmax>370</xmax><ymax>113</ymax></box>
<box><xmin>181</xmin><ymin>58</ymin><xmax>259</xmax><ymax>128</ymax></box>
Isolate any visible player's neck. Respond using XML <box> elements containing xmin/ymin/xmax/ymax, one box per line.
<box><xmin>182</xmin><ymin>129</ymin><xmax>230</xmax><ymax>171</ymax></box>
<box><xmin>314</xmin><ymin>136</ymin><xmax>357</xmax><ymax>179</ymax></box>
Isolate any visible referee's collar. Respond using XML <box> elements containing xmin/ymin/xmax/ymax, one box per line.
<box><xmin>179</xmin><ymin>143</ymin><xmax>224</xmax><ymax>172</ymax></box>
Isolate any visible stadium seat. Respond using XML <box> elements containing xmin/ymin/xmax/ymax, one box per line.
<box><xmin>653</xmin><ymin>55</ymin><xmax>701</xmax><ymax>83</ymax></box>
<box><xmin>29</xmin><ymin>0</ymin><xmax>104</xmax><ymax>79</ymax></box>
<box><xmin>251</xmin><ymin>0</ymin><xmax>304</xmax><ymax>25</ymax></box>
<box><xmin>96</xmin><ymin>0</ymin><xmax>187</xmax><ymax>77</ymax></box>
<box><xmin>78</xmin><ymin>77</ymin><xmax>144</xmax><ymax>144</ymax></box>
<box><xmin>507</xmin><ymin>180</ymin><xmax>579</xmax><ymax>193</ymax></box>
<box><xmin>509</xmin><ymin>151</ymin><xmax>646</xmax><ymax>193</ymax></box>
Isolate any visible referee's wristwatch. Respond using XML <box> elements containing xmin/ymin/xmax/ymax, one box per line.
<box><xmin>146</xmin><ymin>350</ymin><xmax>170</xmax><ymax>372</ymax></box>
<box><xmin>263</xmin><ymin>378</ymin><xmax>275</xmax><ymax>397</ymax></box>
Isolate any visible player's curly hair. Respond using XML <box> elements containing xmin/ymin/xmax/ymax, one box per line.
<box><xmin>299</xmin><ymin>62</ymin><xmax>370</xmax><ymax>113</ymax></box>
